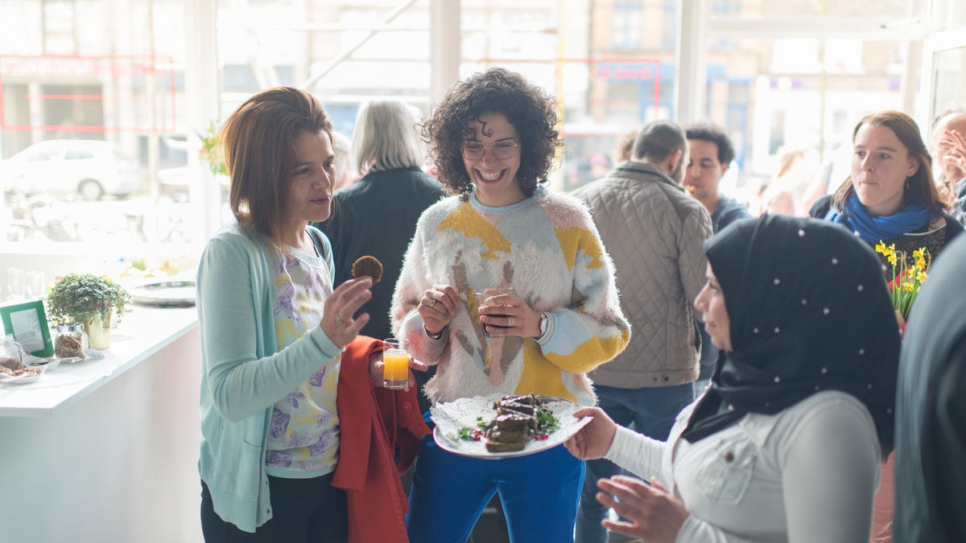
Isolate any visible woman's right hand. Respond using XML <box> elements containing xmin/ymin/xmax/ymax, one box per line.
<box><xmin>564</xmin><ymin>407</ymin><xmax>618</xmax><ymax>460</ymax></box>
<box><xmin>320</xmin><ymin>277</ymin><xmax>372</xmax><ymax>348</ymax></box>
<box><xmin>940</xmin><ymin>129</ymin><xmax>966</xmax><ymax>177</ymax></box>
<box><xmin>418</xmin><ymin>284</ymin><xmax>460</xmax><ymax>336</ymax></box>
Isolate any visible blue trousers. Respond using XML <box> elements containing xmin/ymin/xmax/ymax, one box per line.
<box><xmin>574</xmin><ymin>383</ymin><xmax>695</xmax><ymax>543</ymax></box>
<box><xmin>407</xmin><ymin>428</ymin><xmax>585</xmax><ymax>543</ymax></box>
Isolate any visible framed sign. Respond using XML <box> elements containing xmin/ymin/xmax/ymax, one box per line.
<box><xmin>0</xmin><ymin>299</ymin><xmax>55</xmax><ymax>357</ymax></box>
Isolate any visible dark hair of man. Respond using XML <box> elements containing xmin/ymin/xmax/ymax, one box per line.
<box><xmin>686</xmin><ymin>123</ymin><xmax>736</xmax><ymax>166</ymax></box>
<box><xmin>221</xmin><ymin>87</ymin><xmax>333</xmax><ymax>245</ymax></box>
<box><xmin>632</xmin><ymin>121</ymin><xmax>686</xmax><ymax>163</ymax></box>
<box><xmin>421</xmin><ymin>67</ymin><xmax>563</xmax><ymax>200</ymax></box>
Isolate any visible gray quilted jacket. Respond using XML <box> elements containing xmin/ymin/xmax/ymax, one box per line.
<box><xmin>573</xmin><ymin>161</ymin><xmax>712</xmax><ymax>388</ymax></box>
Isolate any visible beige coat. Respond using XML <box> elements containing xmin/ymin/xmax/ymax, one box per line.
<box><xmin>573</xmin><ymin>161</ymin><xmax>712</xmax><ymax>388</ymax></box>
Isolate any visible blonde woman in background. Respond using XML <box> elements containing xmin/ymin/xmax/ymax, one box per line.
<box><xmin>758</xmin><ymin>147</ymin><xmax>813</xmax><ymax>216</ymax></box>
<box><xmin>331</xmin><ymin>131</ymin><xmax>355</xmax><ymax>191</ymax></box>
<box><xmin>315</xmin><ymin>100</ymin><xmax>444</xmax><ymax>416</ymax></box>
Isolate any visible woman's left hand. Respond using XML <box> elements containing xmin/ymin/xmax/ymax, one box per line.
<box><xmin>478</xmin><ymin>291</ymin><xmax>542</xmax><ymax>338</ymax></box>
<box><xmin>596</xmin><ymin>475</ymin><xmax>689</xmax><ymax>543</ymax></box>
<box><xmin>369</xmin><ymin>352</ymin><xmax>429</xmax><ymax>390</ymax></box>
<box><xmin>319</xmin><ymin>277</ymin><xmax>372</xmax><ymax>348</ymax></box>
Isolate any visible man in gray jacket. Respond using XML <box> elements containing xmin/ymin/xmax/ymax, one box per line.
<box><xmin>572</xmin><ymin>121</ymin><xmax>712</xmax><ymax>543</ymax></box>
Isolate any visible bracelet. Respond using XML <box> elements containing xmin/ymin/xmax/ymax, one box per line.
<box><xmin>425</xmin><ymin>325</ymin><xmax>444</xmax><ymax>340</ymax></box>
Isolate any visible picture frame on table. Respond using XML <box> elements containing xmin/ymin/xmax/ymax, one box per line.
<box><xmin>0</xmin><ymin>299</ymin><xmax>55</xmax><ymax>357</ymax></box>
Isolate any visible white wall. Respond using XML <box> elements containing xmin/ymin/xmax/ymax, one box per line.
<box><xmin>0</xmin><ymin>328</ymin><xmax>203</xmax><ymax>543</ymax></box>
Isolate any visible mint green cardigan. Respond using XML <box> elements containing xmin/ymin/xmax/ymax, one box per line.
<box><xmin>196</xmin><ymin>222</ymin><xmax>343</xmax><ymax>532</ymax></box>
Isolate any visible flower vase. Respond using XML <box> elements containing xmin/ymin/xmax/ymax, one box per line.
<box><xmin>85</xmin><ymin>312</ymin><xmax>112</xmax><ymax>350</ymax></box>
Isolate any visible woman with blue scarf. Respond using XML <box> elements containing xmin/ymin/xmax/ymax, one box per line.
<box><xmin>810</xmin><ymin>110</ymin><xmax>962</xmax><ymax>543</ymax></box>
<box><xmin>810</xmin><ymin>110</ymin><xmax>963</xmax><ymax>268</ymax></box>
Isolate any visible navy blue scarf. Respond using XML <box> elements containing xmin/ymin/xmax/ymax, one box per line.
<box><xmin>825</xmin><ymin>192</ymin><xmax>931</xmax><ymax>243</ymax></box>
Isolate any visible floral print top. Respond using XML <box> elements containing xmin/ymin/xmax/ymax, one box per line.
<box><xmin>264</xmin><ymin>246</ymin><xmax>340</xmax><ymax>478</ymax></box>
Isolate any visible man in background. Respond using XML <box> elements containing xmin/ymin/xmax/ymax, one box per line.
<box><xmin>684</xmin><ymin>122</ymin><xmax>751</xmax><ymax>392</ymax></box>
<box><xmin>573</xmin><ymin>121</ymin><xmax>712</xmax><ymax>543</ymax></box>
<box><xmin>931</xmin><ymin>108</ymin><xmax>966</xmax><ymax>225</ymax></box>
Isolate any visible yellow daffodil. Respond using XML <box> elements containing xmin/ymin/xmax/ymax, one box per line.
<box><xmin>876</xmin><ymin>242</ymin><xmax>886</xmax><ymax>254</ymax></box>
<box><xmin>888</xmin><ymin>254</ymin><xmax>897</xmax><ymax>265</ymax></box>
<box><xmin>907</xmin><ymin>267</ymin><xmax>916</xmax><ymax>277</ymax></box>
<box><xmin>918</xmin><ymin>271</ymin><xmax>927</xmax><ymax>282</ymax></box>
<box><xmin>913</xmin><ymin>249</ymin><xmax>924</xmax><ymax>260</ymax></box>
<box><xmin>904</xmin><ymin>282</ymin><xmax>914</xmax><ymax>292</ymax></box>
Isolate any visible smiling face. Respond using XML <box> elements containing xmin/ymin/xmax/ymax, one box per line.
<box><xmin>462</xmin><ymin>112</ymin><xmax>525</xmax><ymax>207</ymax></box>
<box><xmin>283</xmin><ymin>130</ymin><xmax>336</xmax><ymax>240</ymax></box>
<box><xmin>694</xmin><ymin>264</ymin><xmax>732</xmax><ymax>352</ymax></box>
<box><xmin>684</xmin><ymin>139</ymin><xmax>728</xmax><ymax>206</ymax></box>
<box><xmin>851</xmin><ymin>123</ymin><xmax>920</xmax><ymax>217</ymax></box>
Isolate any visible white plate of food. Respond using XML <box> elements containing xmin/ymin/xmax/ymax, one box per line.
<box><xmin>131</xmin><ymin>280</ymin><xmax>197</xmax><ymax>308</ymax></box>
<box><xmin>431</xmin><ymin>393</ymin><xmax>592</xmax><ymax>459</ymax></box>
<box><xmin>0</xmin><ymin>365</ymin><xmax>45</xmax><ymax>384</ymax></box>
<box><xmin>27</xmin><ymin>357</ymin><xmax>60</xmax><ymax>371</ymax></box>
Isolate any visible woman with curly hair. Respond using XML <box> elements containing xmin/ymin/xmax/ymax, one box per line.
<box><xmin>390</xmin><ymin>68</ymin><xmax>630</xmax><ymax>542</ymax></box>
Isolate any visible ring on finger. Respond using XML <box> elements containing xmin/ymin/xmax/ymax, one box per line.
<box><xmin>507</xmin><ymin>316</ymin><xmax>514</xmax><ymax>327</ymax></box>
<box><xmin>430</xmin><ymin>298</ymin><xmax>437</xmax><ymax>308</ymax></box>
<box><xmin>336</xmin><ymin>315</ymin><xmax>346</xmax><ymax>326</ymax></box>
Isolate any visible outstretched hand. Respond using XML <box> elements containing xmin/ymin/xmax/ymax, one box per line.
<box><xmin>596</xmin><ymin>476</ymin><xmax>689</xmax><ymax>543</ymax></box>
<box><xmin>564</xmin><ymin>407</ymin><xmax>617</xmax><ymax>460</ymax></box>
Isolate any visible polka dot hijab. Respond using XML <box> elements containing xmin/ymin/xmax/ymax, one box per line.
<box><xmin>681</xmin><ymin>215</ymin><xmax>900</xmax><ymax>454</ymax></box>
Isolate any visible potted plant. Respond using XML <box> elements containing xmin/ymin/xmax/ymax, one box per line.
<box><xmin>45</xmin><ymin>273</ymin><xmax>131</xmax><ymax>350</ymax></box>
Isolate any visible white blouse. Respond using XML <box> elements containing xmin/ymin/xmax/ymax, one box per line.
<box><xmin>605</xmin><ymin>390</ymin><xmax>881</xmax><ymax>543</ymax></box>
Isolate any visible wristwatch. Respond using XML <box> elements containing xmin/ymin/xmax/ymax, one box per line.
<box><xmin>538</xmin><ymin>312</ymin><xmax>549</xmax><ymax>339</ymax></box>
<box><xmin>425</xmin><ymin>325</ymin><xmax>445</xmax><ymax>340</ymax></box>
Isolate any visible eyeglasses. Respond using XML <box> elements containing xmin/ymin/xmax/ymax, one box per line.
<box><xmin>461</xmin><ymin>141</ymin><xmax>520</xmax><ymax>161</ymax></box>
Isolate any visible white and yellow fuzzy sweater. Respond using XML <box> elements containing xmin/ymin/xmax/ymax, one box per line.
<box><xmin>391</xmin><ymin>187</ymin><xmax>630</xmax><ymax>406</ymax></box>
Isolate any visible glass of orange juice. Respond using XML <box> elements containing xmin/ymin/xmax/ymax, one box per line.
<box><xmin>382</xmin><ymin>338</ymin><xmax>410</xmax><ymax>390</ymax></box>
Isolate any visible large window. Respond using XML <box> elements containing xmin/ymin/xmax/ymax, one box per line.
<box><xmin>0</xmin><ymin>0</ymin><xmax>947</xmax><ymax>261</ymax></box>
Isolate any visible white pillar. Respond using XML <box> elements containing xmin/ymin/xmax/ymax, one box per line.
<box><xmin>674</xmin><ymin>0</ymin><xmax>707</xmax><ymax>127</ymax></box>
<box><xmin>430</xmin><ymin>0</ymin><xmax>460</xmax><ymax>106</ymax></box>
<box><xmin>184</xmin><ymin>0</ymin><xmax>222</xmax><ymax>241</ymax></box>
<box><xmin>900</xmin><ymin>40</ymin><xmax>922</xmax><ymax>119</ymax></box>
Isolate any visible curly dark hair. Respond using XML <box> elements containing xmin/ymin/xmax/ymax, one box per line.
<box><xmin>422</xmin><ymin>68</ymin><xmax>562</xmax><ymax>199</ymax></box>
<box><xmin>685</xmin><ymin>122</ymin><xmax>735</xmax><ymax>166</ymax></box>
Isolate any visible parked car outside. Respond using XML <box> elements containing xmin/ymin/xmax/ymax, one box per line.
<box><xmin>0</xmin><ymin>139</ymin><xmax>144</xmax><ymax>201</ymax></box>
<box><xmin>159</xmin><ymin>165</ymin><xmax>230</xmax><ymax>200</ymax></box>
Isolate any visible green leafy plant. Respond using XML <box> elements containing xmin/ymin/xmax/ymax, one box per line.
<box><xmin>45</xmin><ymin>273</ymin><xmax>132</xmax><ymax>326</ymax></box>
<box><xmin>198</xmin><ymin>120</ymin><xmax>228</xmax><ymax>177</ymax></box>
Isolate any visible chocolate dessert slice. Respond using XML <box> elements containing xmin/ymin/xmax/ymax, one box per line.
<box><xmin>485</xmin><ymin>413</ymin><xmax>537</xmax><ymax>453</ymax></box>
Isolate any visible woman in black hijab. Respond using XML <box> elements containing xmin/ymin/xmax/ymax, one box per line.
<box><xmin>566</xmin><ymin>215</ymin><xmax>900</xmax><ymax>543</ymax></box>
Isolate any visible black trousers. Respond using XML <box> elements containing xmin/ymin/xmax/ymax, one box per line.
<box><xmin>200</xmin><ymin>473</ymin><xmax>347</xmax><ymax>543</ymax></box>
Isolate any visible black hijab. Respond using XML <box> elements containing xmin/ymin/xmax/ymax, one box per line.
<box><xmin>681</xmin><ymin>215</ymin><xmax>900</xmax><ymax>454</ymax></box>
